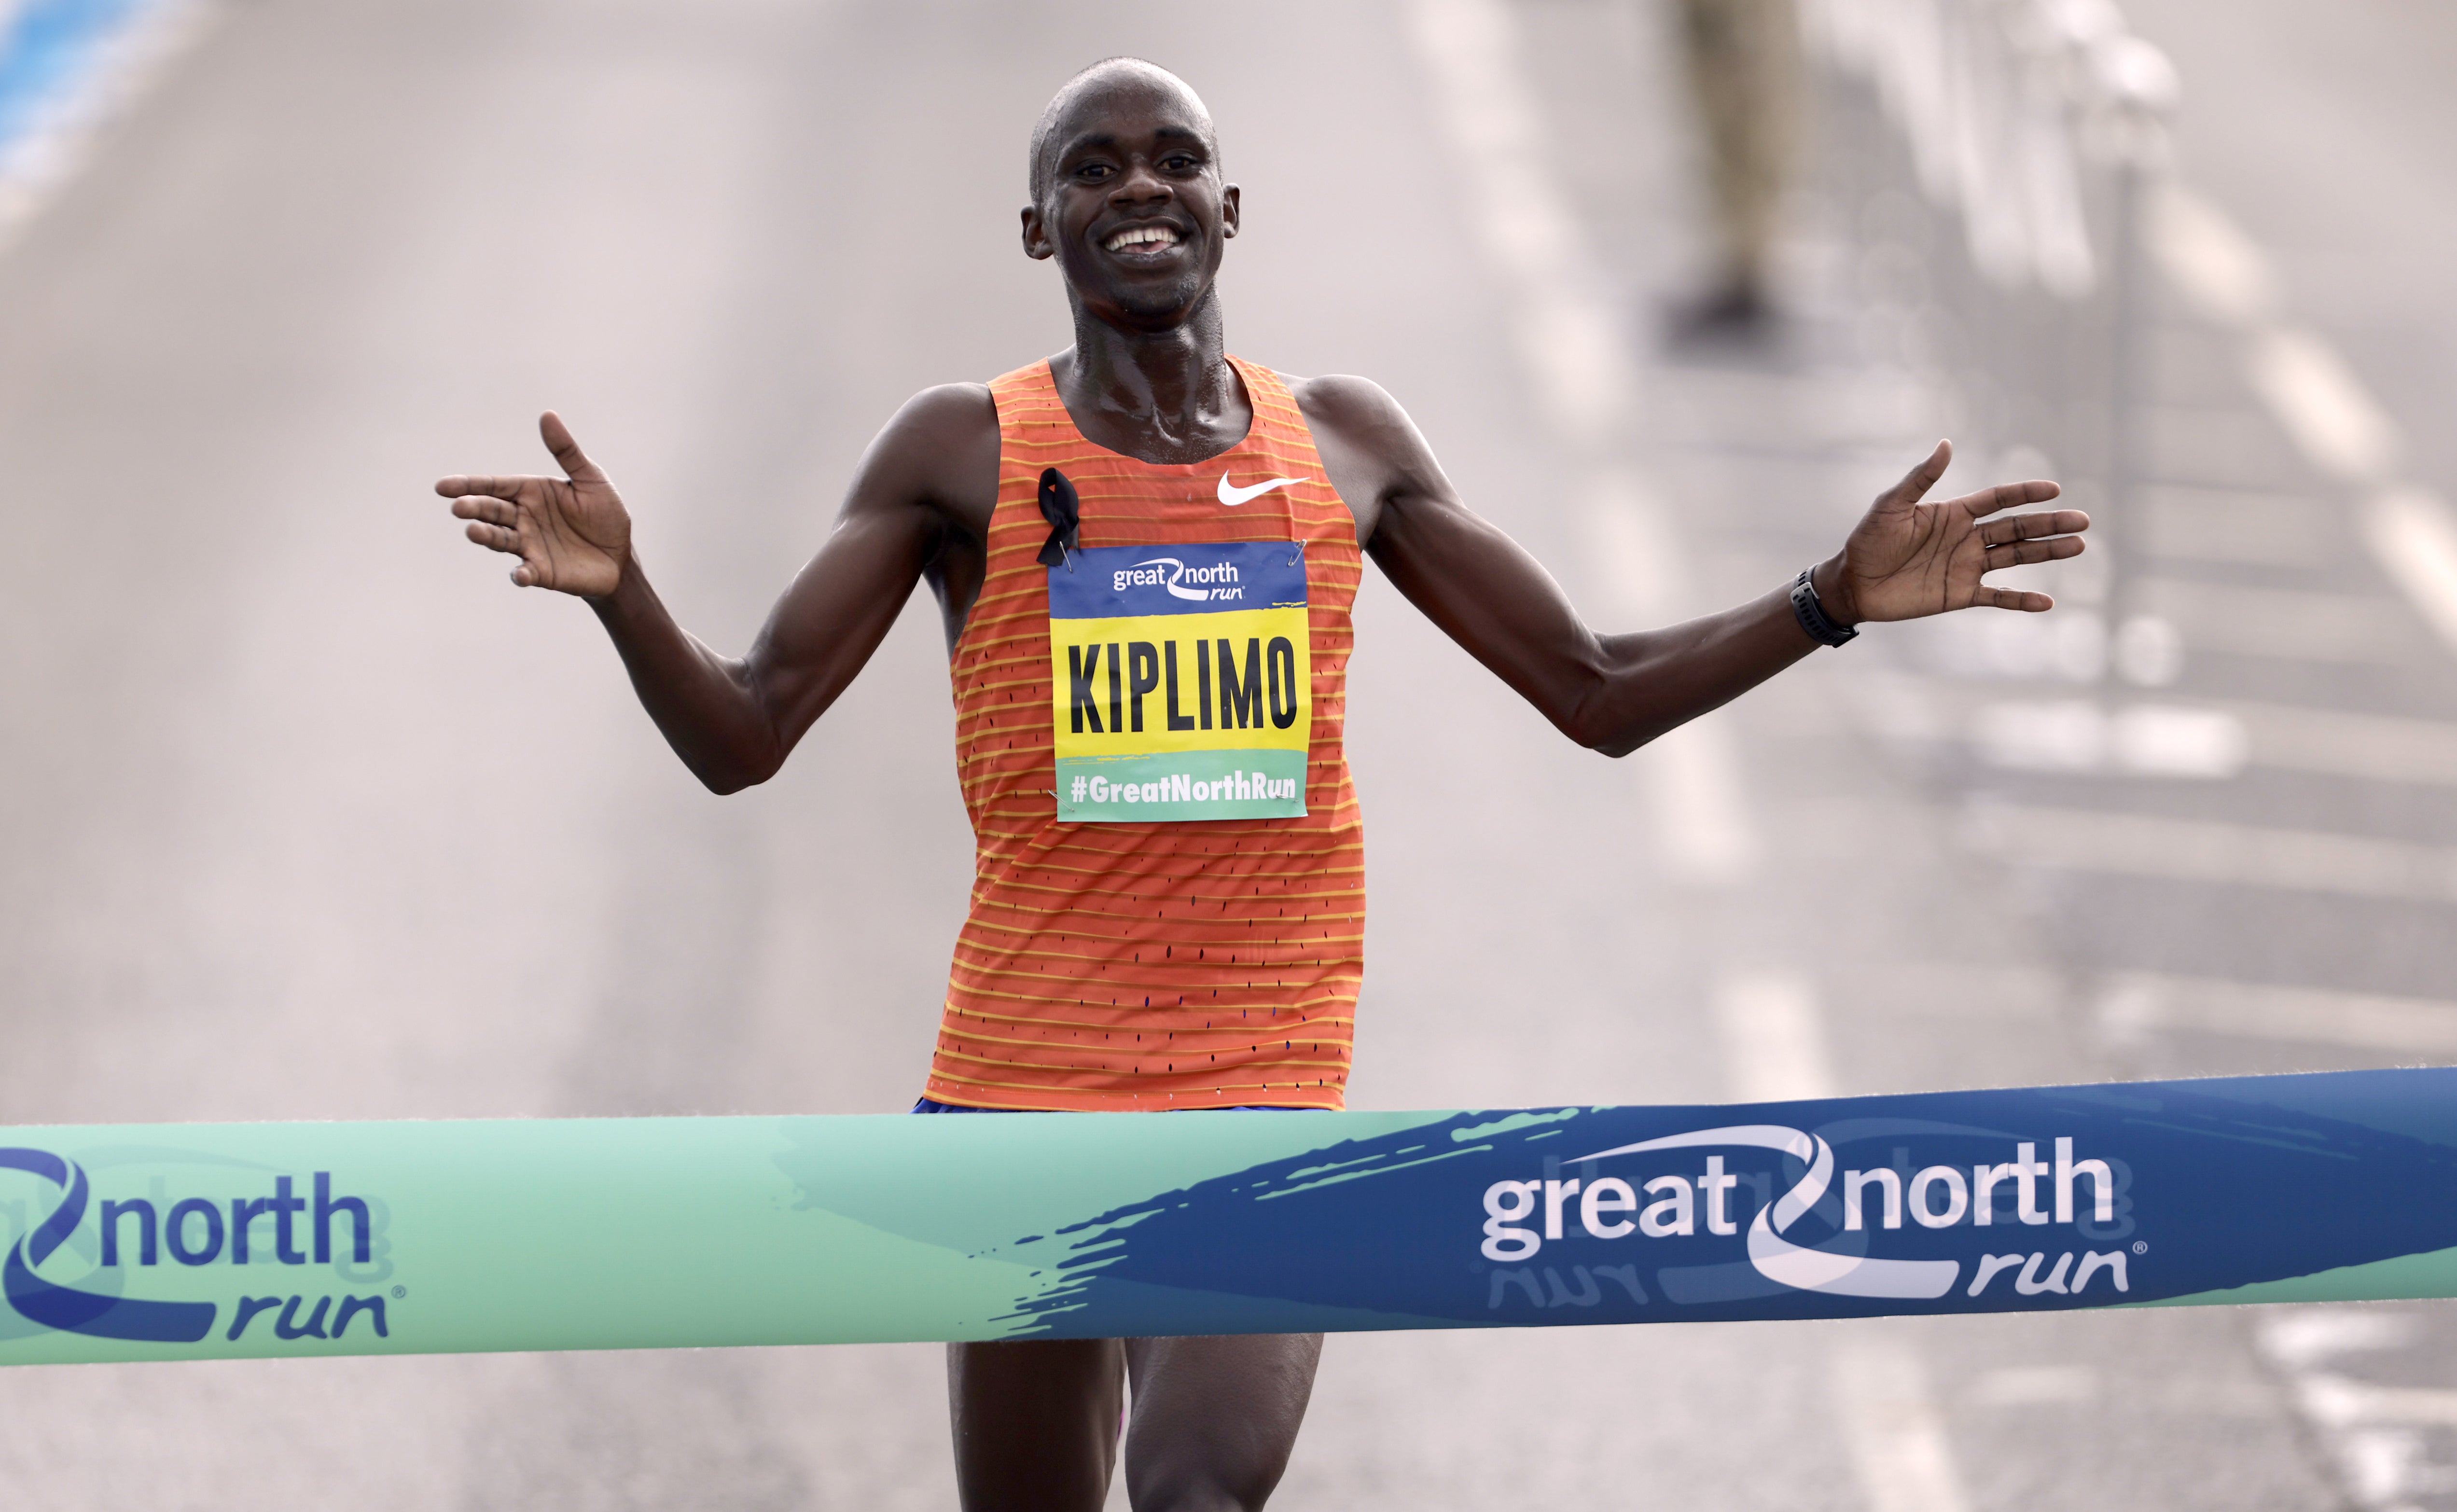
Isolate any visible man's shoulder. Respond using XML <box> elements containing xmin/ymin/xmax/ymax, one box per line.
<box><xmin>888</xmin><ymin>381</ymin><xmax>999</xmax><ymax>439</ymax></box>
<box><xmin>851</xmin><ymin>383</ymin><xmax>1000</xmax><ymax>513</ymax></box>
<box><xmin>1275</xmin><ymin>374</ymin><xmax>1435</xmax><ymax>541</ymax></box>
<box><xmin>1284</xmin><ymin>374</ymin><xmax>1431</xmax><ymax>477</ymax></box>
<box><xmin>871</xmin><ymin>382</ymin><xmax>1000</xmax><ymax>467</ymax></box>
<box><xmin>1283</xmin><ymin>372</ymin><xmax>1405</xmax><ymax>433</ymax></box>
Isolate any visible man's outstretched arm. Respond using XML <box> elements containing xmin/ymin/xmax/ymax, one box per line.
<box><xmin>436</xmin><ymin>389</ymin><xmax>998</xmax><ymax>792</ymax></box>
<box><xmin>1298</xmin><ymin>377</ymin><xmax>2087</xmax><ymax>759</ymax></box>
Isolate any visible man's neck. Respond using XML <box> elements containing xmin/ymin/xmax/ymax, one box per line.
<box><xmin>1052</xmin><ymin>293</ymin><xmax>1251</xmax><ymax>465</ymax></box>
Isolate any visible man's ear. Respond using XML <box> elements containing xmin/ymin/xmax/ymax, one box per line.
<box><xmin>1220</xmin><ymin>183</ymin><xmax>1240</xmax><ymax>240</ymax></box>
<box><xmin>1020</xmin><ymin>205</ymin><xmax>1055</xmax><ymax>260</ymax></box>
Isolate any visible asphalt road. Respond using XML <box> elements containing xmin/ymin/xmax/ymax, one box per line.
<box><xmin>0</xmin><ymin>0</ymin><xmax>2450</xmax><ymax>1507</ymax></box>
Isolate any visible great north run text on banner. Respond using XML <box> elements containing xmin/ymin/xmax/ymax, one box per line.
<box><xmin>1046</xmin><ymin>541</ymin><xmax>1311</xmax><ymax>822</ymax></box>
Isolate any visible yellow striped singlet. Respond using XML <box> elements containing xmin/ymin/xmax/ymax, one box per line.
<box><xmin>924</xmin><ymin>356</ymin><xmax>1366</xmax><ymax>1110</ymax></box>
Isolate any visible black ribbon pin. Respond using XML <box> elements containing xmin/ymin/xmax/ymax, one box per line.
<box><xmin>1037</xmin><ymin>468</ymin><xmax>1081</xmax><ymax>570</ymax></box>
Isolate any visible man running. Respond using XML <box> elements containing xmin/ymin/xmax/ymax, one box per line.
<box><xmin>436</xmin><ymin>55</ymin><xmax>2085</xmax><ymax>1512</ymax></box>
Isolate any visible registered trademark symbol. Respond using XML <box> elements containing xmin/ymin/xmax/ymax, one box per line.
<box><xmin>2132</xmin><ymin>1241</ymin><xmax>2147</xmax><ymax>1255</ymax></box>
<box><xmin>391</xmin><ymin>1285</ymin><xmax>408</xmax><ymax>1300</ymax></box>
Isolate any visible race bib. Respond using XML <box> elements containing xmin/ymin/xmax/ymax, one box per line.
<box><xmin>1048</xmin><ymin>542</ymin><xmax>1310</xmax><ymax>822</ymax></box>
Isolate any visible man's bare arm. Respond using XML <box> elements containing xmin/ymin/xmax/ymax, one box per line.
<box><xmin>437</xmin><ymin>388</ymin><xmax>999</xmax><ymax>793</ymax></box>
<box><xmin>1295</xmin><ymin>376</ymin><xmax>2086</xmax><ymax>758</ymax></box>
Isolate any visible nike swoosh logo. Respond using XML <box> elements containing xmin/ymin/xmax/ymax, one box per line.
<box><xmin>1217</xmin><ymin>473</ymin><xmax>1308</xmax><ymax>507</ymax></box>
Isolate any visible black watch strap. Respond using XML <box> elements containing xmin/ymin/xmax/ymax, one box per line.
<box><xmin>1790</xmin><ymin>568</ymin><xmax>1858</xmax><ymax>647</ymax></box>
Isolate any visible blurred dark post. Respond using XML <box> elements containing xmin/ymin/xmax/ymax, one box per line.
<box><xmin>1671</xmin><ymin>0</ymin><xmax>1801</xmax><ymax>336</ymax></box>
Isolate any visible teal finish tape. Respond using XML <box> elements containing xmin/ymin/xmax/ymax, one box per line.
<box><xmin>5</xmin><ymin>1067</ymin><xmax>2457</xmax><ymax>1366</ymax></box>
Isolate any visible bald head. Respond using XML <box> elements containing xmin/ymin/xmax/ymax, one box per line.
<box><xmin>1027</xmin><ymin>57</ymin><xmax>1217</xmax><ymax>205</ymax></box>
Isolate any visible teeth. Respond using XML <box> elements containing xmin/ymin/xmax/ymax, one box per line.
<box><xmin>1105</xmin><ymin>225</ymin><xmax>1180</xmax><ymax>252</ymax></box>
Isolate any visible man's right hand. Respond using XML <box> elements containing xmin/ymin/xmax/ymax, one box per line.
<box><xmin>437</xmin><ymin>411</ymin><xmax>632</xmax><ymax>597</ymax></box>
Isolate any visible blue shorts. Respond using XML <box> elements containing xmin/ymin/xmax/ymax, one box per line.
<box><xmin>909</xmin><ymin>1097</ymin><xmax>1306</xmax><ymax>1113</ymax></box>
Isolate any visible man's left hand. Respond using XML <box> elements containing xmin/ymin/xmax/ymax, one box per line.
<box><xmin>1817</xmin><ymin>439</ymin><xmax>2089</xmax><ymax>624</ymax></box>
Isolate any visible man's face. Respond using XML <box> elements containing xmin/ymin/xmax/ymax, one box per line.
<box><xmin>1022</xmin><ymin>73</ymin><xmax>1238</xmax><ymax>331</ymax></box>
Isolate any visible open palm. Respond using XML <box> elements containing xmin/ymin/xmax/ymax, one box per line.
<box><xmin>436</xmin><ymin>412</ymin><xmax>631</xmax><ymax>597</ymax></box>
<box><xmin>1833</xmin><ymin>441</ymin><xmax>2089</xmax><ymax>624</ymax></box>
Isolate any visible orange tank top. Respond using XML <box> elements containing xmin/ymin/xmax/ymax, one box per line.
<box><xmin>924</xmin><ymin>357</ymin><xmax>1366</xmax><ymax>1110</ymax></box>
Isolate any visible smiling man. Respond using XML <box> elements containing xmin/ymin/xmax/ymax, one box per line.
<box><xmin>437</xmin><ymin>55</ymin><xmax>2085</xmax><ymax>1512</ymax></box>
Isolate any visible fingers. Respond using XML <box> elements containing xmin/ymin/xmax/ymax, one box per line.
<box><xmin>1978</xmin><ymin>586</ymin><xmax>2054</xmax><ymax>613</ymax></box>
<box><xmin>450</xmin><ymin>495</ymin><xmax>518</xmax><ymax>528</ymax></box>
<box><xmin>462</xmin><ymin>518</ymin><xmax>552</xmax><ymax>591</ymax></box>
<box><xmin>463</xmin><ymin>520</ymin><xmax>523</xmax><ymax>555</ymax></box>
<box><xmin>539</xmin><ymin>411</ymin><xmax>608</xmax><ymax>483</ymax></box>
<box><xmin>1881</xmin><ymin>439</ymin><xmax>1953</xmax><ymax>507</ymax></box>
<box><xmin>1959</xmin><ymin>479</ymin><xmax>2064</xmax><ymax>518</ymax></box>
<box><xmin>1976</xmin><ymin>508</ymin><xmax>2090</xmax><ymax>545</ymax></box>
<box><xmin>1983</xmin><ymin>535</ymin><xmax>2085</xmax><ymax>572</ymax></box>
<box><xmin>435</xmin><ymin>475</ymin><xmax>543</xmax><ymax>501</ymax></box>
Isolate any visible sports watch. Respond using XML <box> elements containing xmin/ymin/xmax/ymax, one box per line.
<box><xmin>1789</xmin><ymin>567</ymin><xmax>1858</xmax><ymax>648</ymax></box>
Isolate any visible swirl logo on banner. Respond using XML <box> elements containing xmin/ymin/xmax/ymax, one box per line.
<box><xmin>1563</xmin><ymin>1124</ymin><xmax>1970</xmax><ymax>1299</ymax></box>
<box><xmin>0</xmin><ymin>1149</ymin><xmax>216</xmax><ymax>1342</ymax></box>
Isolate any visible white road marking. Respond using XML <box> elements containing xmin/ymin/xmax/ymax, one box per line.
<box><xmin>1968</xmin><ymin>1364</ymin><xmax>2099</xmax><ymax>1407</ymax></box>
<box><xmin>2248</xmin><ymin>328</ymin><xmax>2401</xmax><ymax>485</ymax></box>
<box><xmin>2136</xmin><ymin>484</ymin><xmax>2328</xmax><ymax>568</ymax></box>
<box><xmin>1583</xmin><ymin>473</ymin><xmax>1764</xmax><ymax>882</ymax></box>
<box><xmin>2146</xmin><ymin>181</ymin><xmax>2280</xmax><ymax>329</ymax></box>
<box><xmin>1967</xmin><ymin>694</ymin><xmax>2457</xmax><ymax>784</ymax></box>
<box><xmin>1860</xmin><ymin>960</ymin><xmax>2064</xmax><ymax>1023</ymax></box>
<box><xmin>2149</xmin><ymin>183</ymin><xmax>2457</xmax><ymax>702</ymax></box>
<box><xmin>0</xmin><ymin>0</ymin><xmax>217</xmax><ymax>258</ymax></box>
<box><xmin>2100</xmin><ymin>972</ymin><xmax>2457</xmax><ymax>1056</ymax></box>
<box><xmin>1971</xmin><ymin>700</ymin><xmax>2248</xmax><ymax>778</ymax></box>
<box><xmin>2153</xmin><ymin>187</ymin><xmax>2399</xmax><ymax>484</ymax></box>
<box><xmin>1831</xmin><ymin>1339</ymin><xmax>1973</xmax><ymax>1512</ymax></box>
<box><xmin>1714</xmin><ymin>970</ymin><xmax>1835</xmax><ymax>1102</ymax></box>
<box><xmin>1406</xmin><ymin>0</ymin><xmax>1634</xmax><ymax>441</ymax></box>
<box><xmin>1915</xmin><ymin>608</ymin><xmax>2110</xmax><ymax>681</ymax></box>
<box><xmin>2258</xmin><ymin>1310</ymin><xmax>2418</xmax><ymax>1371</ymax></box>
<box><xmin>1644</xmin><ymin>717</ymin><xmax>1761</xmax><ymax>885</ymax></box>
<box><xmin>2362</xmin><ymin>486</ymin><xmax>2457</xmax><ymax>657</ymax></box>
<box><xmin>2222</xmin><ymin>696</ymin><xmax>2457</xmax><ymax>787</ymax></box>
<box><xmin>1913</xmin><ymin>575</ymin><xmax>2416</xmax><ymax>671</ymax></box>
<box><xmin>2308</xmin><ymin>1395</ymin><xmax>2457</xmax><ymax>1508</ymax></box>
<box><xmin>2338</xmin><ymin>1430</ymin><xmax>2449</xmax><ymax>1512</ymax></box>
<box><xmin>2106</xmin><ymin>705</ymin><xmax>2248</xmax><ymax>776</ymax></box>
<box><xmin>1411</xmin><ymin>0</ymin><xmax>1762</xmax><ymax>888</ymax></box>
<box><xmin>2297</xmin><ymin>1376</ymin><xmax>2457</xmax><ymax>1431</ymax></box>
<box><xmin>2255</xmin><ymin>1312</ymin><xmax>2449</xmax><ymax>1512</ymax></box>
<box><xmin>1963</xmin><ymin>802</ymin><xmax>2457</xmax><ymax>904</ymax></box>
<box><xmin>2140</xmin><ymin>576</ymin><xmax>2420</xmax><ymax>664</ymax></box>
<box><xmin>1583</xmin><ymin>471</ymin><xmax>1687</xmax><ymax>623</ymax></box>
<box><xmin>1871</xmin><ymin>675</ymin><xmax>2457</xmax><ymax>787</ymax></box>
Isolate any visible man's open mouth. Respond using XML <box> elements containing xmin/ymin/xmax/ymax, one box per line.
<box><xmin>1102</xmin><ymin>223</ymin><xmax>1183</xmax><ymax>256</ymax></box>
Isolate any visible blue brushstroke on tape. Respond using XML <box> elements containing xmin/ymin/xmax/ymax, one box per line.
<box><xmin>954</xmin><ymin>1071</ymin><xmax>2457</xmax><ymax>1337</ymax></box>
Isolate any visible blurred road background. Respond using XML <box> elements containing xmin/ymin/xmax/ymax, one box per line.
<box><xmin>1</xmin><ymin>0</ymin><xmax>2454</xmax><ymax>1507</ymax></box>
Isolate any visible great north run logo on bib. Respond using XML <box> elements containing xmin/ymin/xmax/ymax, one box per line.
<box><xmin>1048</xmin><ymin>541</ymin><xmax>1310</xmax><ymax>822</ymax></box>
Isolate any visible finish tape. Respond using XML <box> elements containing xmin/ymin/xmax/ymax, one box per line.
<box><xmin>5</xmin><ymin>1067</ymin><xmax>2455</xmax><ymax>1366</ymax></box>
